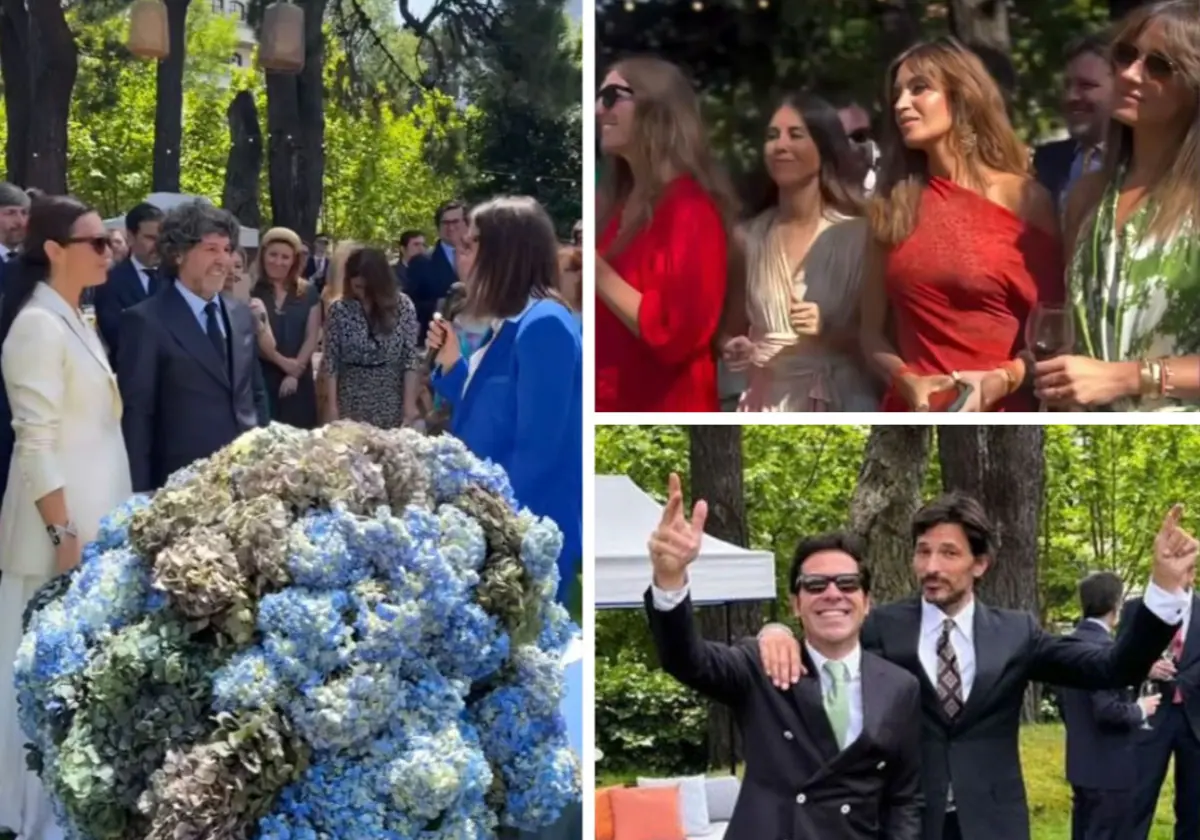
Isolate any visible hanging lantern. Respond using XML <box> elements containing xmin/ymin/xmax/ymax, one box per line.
<box><xmin>259</xmin><ymin>2</ymin><xmax>305</xmax><ymax>75</ymax></box>
<box><xmin>128</xmin><ymin>0</ymin><xmax>169</xmax><ymax>61</ymax></box>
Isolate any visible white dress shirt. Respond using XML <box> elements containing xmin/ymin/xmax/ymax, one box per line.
<box><xmin>174</xmin><ymin>281</ymin><xmax>227</xmax><ymax>338</ymax></box>
<box><xmin>0</xmin><ymin>244</ymin><xmax>14</xmax><ymax>263</ymax></box>
<box><xmin>131</xmin><ymin>255</ymin><xmax>154</xmax><ymax>295</ymax></box>
<box><xmin>918</xmin><ymin>597</ymin><xmax>978</xmax><ymax>701</ymax></box>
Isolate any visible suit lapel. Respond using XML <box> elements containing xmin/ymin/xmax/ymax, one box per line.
<box><xmin>120</xmin><ymin>261</ymin><xmax>147</xmax><ymax>306</ymax></box>
<box><xmin>459</xmin><ymin>316</ymin><xmax>518</xmax><ymax>415</ymax></box>
<box><xmin>162</xmin><ymin>285</ymin><xmax>230</xmax><ymax>389</ymax></box>
<box><xmin>33</xmin><ymin>284</ymin><xmax>121</xmax><ymax>413</ymax></box>
<box><xmin>224</xmin><ymin>294</ymin><xmax>252</xmax><ymax>389</ymax></box>
<box><xmin>790</xmin><ymin>650</ymin><xmax>841</xmax><ymax>769</ymax></box>
<box><xmin>957</xmin><ymin>601</ymin><xmax>1003</xmax><ymax>728</ymax></box>
<box><xmin>890</xmin><ymin>600</ymin><xmax>945</xmax><ymax>720</ymax></box>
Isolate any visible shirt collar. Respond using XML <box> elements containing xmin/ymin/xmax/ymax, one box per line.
<box><xmin>131</xmin><ymin>255</ymin><xmax>150</xmax><ymax>275</ymax></box>
<box><xmin>1085</xmin><ymin>617</ymin><xmax>1113</xmax><ymax>634</ymax></box>
<box><xmin>805</xmin><ymin>641</ymin><xmax>862</xmax><ymax>681</ymax></box>
<box><xmin>921</xmin><ymin>596</ymin><xmax>976</xmax><ymax>642</ymax></box>
<box><xmin>174</xmin><ymin>279</ymin><xmax>221</xmax><ymax>316</ymax></box>
<box><xmin>0</xmin><ymin>244</ymin><xmax>12</xmax><ymax>260</ymax></box>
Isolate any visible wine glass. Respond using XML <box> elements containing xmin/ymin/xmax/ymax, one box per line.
<box><xmin>1025</xmin><ymin>305</ymin><xmax>1076</xmax><ymax>411</ymax></box>
<box><xmin>1139</xmin><ymin>681</ymin><xmax>1159</xmax><ymax>730</ymax></box>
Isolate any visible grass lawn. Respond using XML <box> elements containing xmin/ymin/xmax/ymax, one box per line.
<box><xmin>600</xmin><ymin>723</ymin><xmax>1178</xmax><ymax>840</ymax></box>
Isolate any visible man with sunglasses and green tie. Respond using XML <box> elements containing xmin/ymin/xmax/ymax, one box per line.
<box><xmin>758</xmin><ymin>494</ymin><xmax>1192</xmax><ymax>840</ymax></box>
<box><xmin>644</xmin><ymin>473</ymin><xmax>922</xmax><ymax>840</ymax></box>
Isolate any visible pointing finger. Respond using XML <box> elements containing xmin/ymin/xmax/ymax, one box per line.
<box><xmin>691</xmin><ymin>499</ymin><xmax>708</xmax><ymax>537</ymax></box>
<box><xmin>1165</xmin><ymin>504</ymin><xmax>1185</xmax><ymax>531</ymax></box>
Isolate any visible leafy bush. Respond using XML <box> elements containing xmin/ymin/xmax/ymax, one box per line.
<box><xmin>595</xmin><ymin>654</ymin><xmax>707</xmax><ymax>776</ymax></box>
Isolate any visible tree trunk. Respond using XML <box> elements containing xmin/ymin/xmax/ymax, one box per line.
<box><xmin>847</xmin><ymin>426</ymin><xmax>931</xmax><ymax>604</ymax></box>
<box><xmin>688</xmin><ymin>425</ymin><xmax>755</xmax><ymax>773</ymax></box>
<box><xmin>949</xmin><ymin>0</ymin><xmax>1014</xmax><ymax>101</ymax></box>
<box><xmin>265</xmin><ymin>0</ymin><xmax>327</xmax><ymax>240</ymax></box>
<box><xmin>223</xmin><ymin>91</ymin><xmax>263</xmax><ymax>228</ymax></box>
<box><xmin>24</xmin><ymin>0</ymin><xmax>77</xmax><ymax>193</ymax></box>
<box><xmin>937</xmin><ymin>425</ymin><xmax>1046</xmax><ymax>720</ymax></box>
<box><xmin>153</xmin><ymin>0</ymin><xmax>191</xmax><ymax>192</ymax></box>
<box><xmin>0</xmin><ymin>0</ymin><xmax>31</xmax><ymax>185</ymax></box>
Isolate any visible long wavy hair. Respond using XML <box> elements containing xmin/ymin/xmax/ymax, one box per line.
<box><xmin>321</xmin><ymin>239</ymin><xmax>360</xmax><ymax>308</ymax></box>
<box><xmin>869</xmin><ymin>37</ymin><xmax>1030</xmax><ymax>245</ymax></box>
<box><xmin>745</xmin><ymin>91</ymin><xmax>866</xmax><ymax>219</ymax></box>
<box><xmin>597</xmin><ymin>56</ymin><xmax>739</xmax><ymax>255</ymax></box>
<box><xmin>344</xmin><ymin>247</ymin><xmax>400</xmax><ymax>335</ymax></box>
<box><xmin>0</xmin><ymin>195</ymin><xmax>92</xmax><ymax>348</ymax></box>
<box><xmin>1098</xmin><ymin>0</ymin><xmax>1200</xmax><ymax>240</ymax></box>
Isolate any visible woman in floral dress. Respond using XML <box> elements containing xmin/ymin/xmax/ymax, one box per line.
<box><xmin>1034</xmin><ymin>2</ymin><xmax>1200</xmax><ymax>410</ymax></box>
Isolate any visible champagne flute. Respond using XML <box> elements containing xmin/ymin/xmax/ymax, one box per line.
<box><xmin>1139</xmin><ymin>681</ymin><xmax>1159</xmax><ymax>730</ymax></box>
<box><xmin>1025</xmin><ymin>305</ymin><xmax>1076</xmax><ymax>411</ymax></box>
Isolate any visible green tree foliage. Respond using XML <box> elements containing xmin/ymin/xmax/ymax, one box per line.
<box><xmin>595</xmin><ymin>423</ymin><xmax>1200</xmax><ymax>773</ymax></box>
<box><xmin>466</xmin><ymin>0</ymin><xmax>582</xmax><ymax>233</ymax></box>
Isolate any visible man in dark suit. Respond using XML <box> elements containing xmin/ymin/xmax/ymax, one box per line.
<box><xmin>305</xmin><ymin>233</ymin><xmax>331</xmax><ymax>289</ymax></box>
<box><xmin>393</xmin><ymin>228</ymin><xmax>426</xmax><ymax>291</ymax></box>
<box><xmin>117</xmin><ymin>200</ymin><xmax>259</xmax><ymax>493</ymax></box>
<box><xmin>406</xmin><ymin>200</ymin><xmax>464</xmax><ymax>343</ymax></box>
<box><xmin>94</xmin><ymin>202</ymin><xmax>165</xmax><ymax>359</ymax></box>
<box><xmin>0</xmin><ymin>182</ymin><xmax>28</xmax><ymax>291</ymax></box>
<box><xmin>1122</xmin><ymin>562</ymin><xmax>1200</xmax><ymax>840</ymax></box>
<box><xmin>646</xmin><ymin>473</ymin><xmax>922</xmax><ymax>840</ymax></box>
<box><xmin>1033</xmin><ymin>34</ymin><xmax>1112</xmax><ymax>210</ymax></box>
<box><xmin>759</xmin><ymin>494</ymin><xmax>1191</xmax><ymax>840</ymax></box>
<box><xmin>1060</xmin><ymin>572</ymin><xmax>1157</xmax><ymax>840</ymax></box>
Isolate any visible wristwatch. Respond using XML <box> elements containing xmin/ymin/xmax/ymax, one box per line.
<box><xmin>46</xmin><ymin>522</ymin><xmax>77</xmax><ymax>547</ymax></box>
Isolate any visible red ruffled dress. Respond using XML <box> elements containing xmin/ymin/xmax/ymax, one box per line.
<box><xmin>880</xmin><ymin>177</ymin><xmax>1064</xmax><ymax>412</ymax></box>
<box><xmin>596</xmin><ymin>176</ymin><xmax>727</xmax><ymax>412</ymax></box>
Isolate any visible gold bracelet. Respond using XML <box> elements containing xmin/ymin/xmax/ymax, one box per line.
<box><xmin>1139</xmin><ymin>359</ymin><xmax>1162</xmax><ymax>396</ymax></box>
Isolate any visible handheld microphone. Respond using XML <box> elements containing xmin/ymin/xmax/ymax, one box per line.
<box><xmin>426</xmin><ymin>312</ymin><xmax>444</xmax><ymax>367</ymax></box>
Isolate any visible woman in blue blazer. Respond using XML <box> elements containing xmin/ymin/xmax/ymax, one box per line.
<box><xmin>428</xmin><ymin>196</ymin><xmax>582</xmax><ymax>604</ymax></box>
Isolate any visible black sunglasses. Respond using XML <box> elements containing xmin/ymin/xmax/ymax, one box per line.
<box><xmin>795</xmin><ymin>573</ymin><xmax>864</xmax><ymax>595</ymax></box>
<box><xmin>61</xmin><ymin>236</ymin><xmax>113</xmax><ymax>256</ymax></box>
<box><xmin>1112</xmin><ymin>41</ymin><xmax>1176</xmax><ymax>82</ymax></box>
<box><xmin>847</xmin><ymin>129</ymin><xmax>871</xmax><ymax>145</ymax></box>
<box><xmin>597</xmin><ymin>83</ymin><xmax>634</xmax><ymax>109</ymax></box>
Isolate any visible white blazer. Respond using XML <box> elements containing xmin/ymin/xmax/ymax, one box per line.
<box><xmin>0</xmin><ymin>283</ymin><xmax>132</xmax><ymax>578</ymax></box>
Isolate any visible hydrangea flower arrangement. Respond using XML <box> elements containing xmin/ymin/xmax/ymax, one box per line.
<box><xmin>15</xmin><ymin>423</ymin><xmax>580</xmax><ymax>840</ymax></box>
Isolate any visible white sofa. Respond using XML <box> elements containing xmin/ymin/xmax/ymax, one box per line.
<box><xmin>634</xmin><ymin>775</ymin><xmax>740</xmax><ymax>840</ymax></box>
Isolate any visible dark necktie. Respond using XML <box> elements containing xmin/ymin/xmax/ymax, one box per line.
<box><xmin>936</xmin><ymin>619</ymin><xmax>964</xmax><ymax>719</ymax></box>
<box><xmin>204</xmin><ymin>301</ymin><xmax>227</xmax><ymax>367</ymax></box>
<box><xmin>145</xmin><ymin>268</ymin><xmax>160</xmax><ymax>295</ymax></box>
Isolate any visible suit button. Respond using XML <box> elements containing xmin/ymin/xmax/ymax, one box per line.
<box><xmin>783</xmin><ymin>730</ymin><xmax>794</xmax><ymax>740</ymax></box>
<box><xmin>840</xmin><ymin>804</ymin><xmax>851</xmax><ymax>815</ymax></box>
<box><xmin>877</xmin><ymin>760</ymin><xmax>886</xmax><ymax>770</ymax></box>
<box><xmin>796</xmin><ymin>794</ymin><xmax>806</xmax><ymax>804</ymax></box>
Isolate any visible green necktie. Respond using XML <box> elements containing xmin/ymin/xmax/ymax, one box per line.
<box><xmin>823</xmin><ymin>660</ymin><xmax>851</xmax><ymax>749</ymax></box>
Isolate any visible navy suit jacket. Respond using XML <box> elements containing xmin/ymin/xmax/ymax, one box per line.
<box><xmin>117</xmin><ymin>283</ymin><xmax>260</xmax><ymax>492</ymax></box>
<box><xmin>1032</xmin><ymin>139</ymin><xmax>1078</xmax><ymax>211</ymax></box>
<box><xmin>431</xmin><ymin>300</ymin><xmax>581</xmax><ymax>603</ymax></box>
<box><xmin>406</xmin><ymin>243</ymin><xmax>457</xmax><ymax>343</ymax></box>
<box><xmin>94</xmin><ymin>259</ymin><xmax>160</xmax><ymax>360</ymax></box>
<box><xmin>1059</xmin><ymin>619</ymin><xmax>1143</xmax><ymax>790</ymax></box>
<box><xmin>1120</xmin><ymin>595</ymin><xmax>1200</xmax><ymax>743</ymax></box>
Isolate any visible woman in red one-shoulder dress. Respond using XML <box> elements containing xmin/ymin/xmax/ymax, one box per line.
<box><xmin>594</xmin><ymin>56</ymin><xmax>738</xmax><ymax>412</ymax></box>
<box><xmin>860</xmin><ymin>38</ymin><xmax>1064</xmax><ymax>412</ymax></box>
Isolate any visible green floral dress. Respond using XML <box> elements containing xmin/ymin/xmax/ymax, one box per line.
<box><xmin>1069</xmin><ymin>170</ymin><xmax>1200</xmax><ymax>411</ymax></box>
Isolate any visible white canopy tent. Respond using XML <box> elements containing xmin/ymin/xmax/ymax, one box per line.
<box><xmin>103</xmin><ymin>192</ymin><xmax>260</xmax><ymax>250</ymax></box>
<box><xmin>594</xmin><ymin>474</ymin><xmax>777</xmax><ymax>609</ymax></box>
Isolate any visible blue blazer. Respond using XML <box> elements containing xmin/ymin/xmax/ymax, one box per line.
<box><xmin>432</xmin><ymin>300</ymin><xmax>582</xmax><ymax>603</ymax></box>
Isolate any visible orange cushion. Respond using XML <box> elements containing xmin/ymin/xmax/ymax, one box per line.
<box><xmin>610</xmin><ymin>785</ymin><xmax>686</xmax><ymax>840</ymax></box>
<box><xmin>595</xmin><ymin>786</ymin><xmax>618</xmax><ymax>840</ymax></box>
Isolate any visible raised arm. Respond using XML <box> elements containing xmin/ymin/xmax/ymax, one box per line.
<box><xmin>644</xmin><ymin>472</ymin><xmax>755</xmax><ymax>705</ymax></box>
<box><xmin>1031</xmin><ymin>506</ymin><xmax>1191</xmax><ymax>688</ymax></box>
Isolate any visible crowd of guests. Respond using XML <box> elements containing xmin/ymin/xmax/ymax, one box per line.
<box><xmin>644</xmin><ymin>473</ymin><xmax>1198</xmax><ymax>840</ymax></box>
<box><xmin>0</xmin><ymin>189</ymin><xmax>583</xmax><ymax>840</ymax></box>
<box><xmin>594</xmin><ymin>0</ymin><xmax>1200</xmax><ymax>413</ymax></box>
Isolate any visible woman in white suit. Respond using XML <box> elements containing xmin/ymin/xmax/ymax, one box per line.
<box><xmin>0</xmin><ymin>195</ymin><xmax>131</xmax><ymax>840</ymax></box>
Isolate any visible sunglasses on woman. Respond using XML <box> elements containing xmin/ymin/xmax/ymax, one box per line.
<box><xmin>1112</xmin><ymin>41</ymin><xmax>1176</xmax><ymax>82</ymax></box>
<box><xmin>794</xmin><ymin>573</ymin><xmax>864</xmax><ymax>595</ymax></box>
<box><xmin>62</xmin><ymin>236</ymin><xmax>113</xmax><ymax>255</ymax></box>
<box><xmin>597</xmin><ymin>83</ymin><xmax>634</xmax><ymax>109</ymax></box>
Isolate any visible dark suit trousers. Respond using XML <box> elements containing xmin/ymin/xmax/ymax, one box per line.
<box><xmin>943</xmin><ymin>813</ymin><xmax>962</xmax><ymax>840</ymax></box>
<box><xmin>1132</xmin><ymin>704</ymin><xmax>1200</xmax><ymax>840</ymax></box>
<box><xmin>1071</xmin><ymin>787</ymin><xmax>1132</xmax><ymax>840</ymax></box>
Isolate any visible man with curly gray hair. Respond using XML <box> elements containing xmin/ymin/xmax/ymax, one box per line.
<box><xmin>116</xmin><ymin>200</ymin><xmax>263</xmax><ymax>492</ymax></box>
